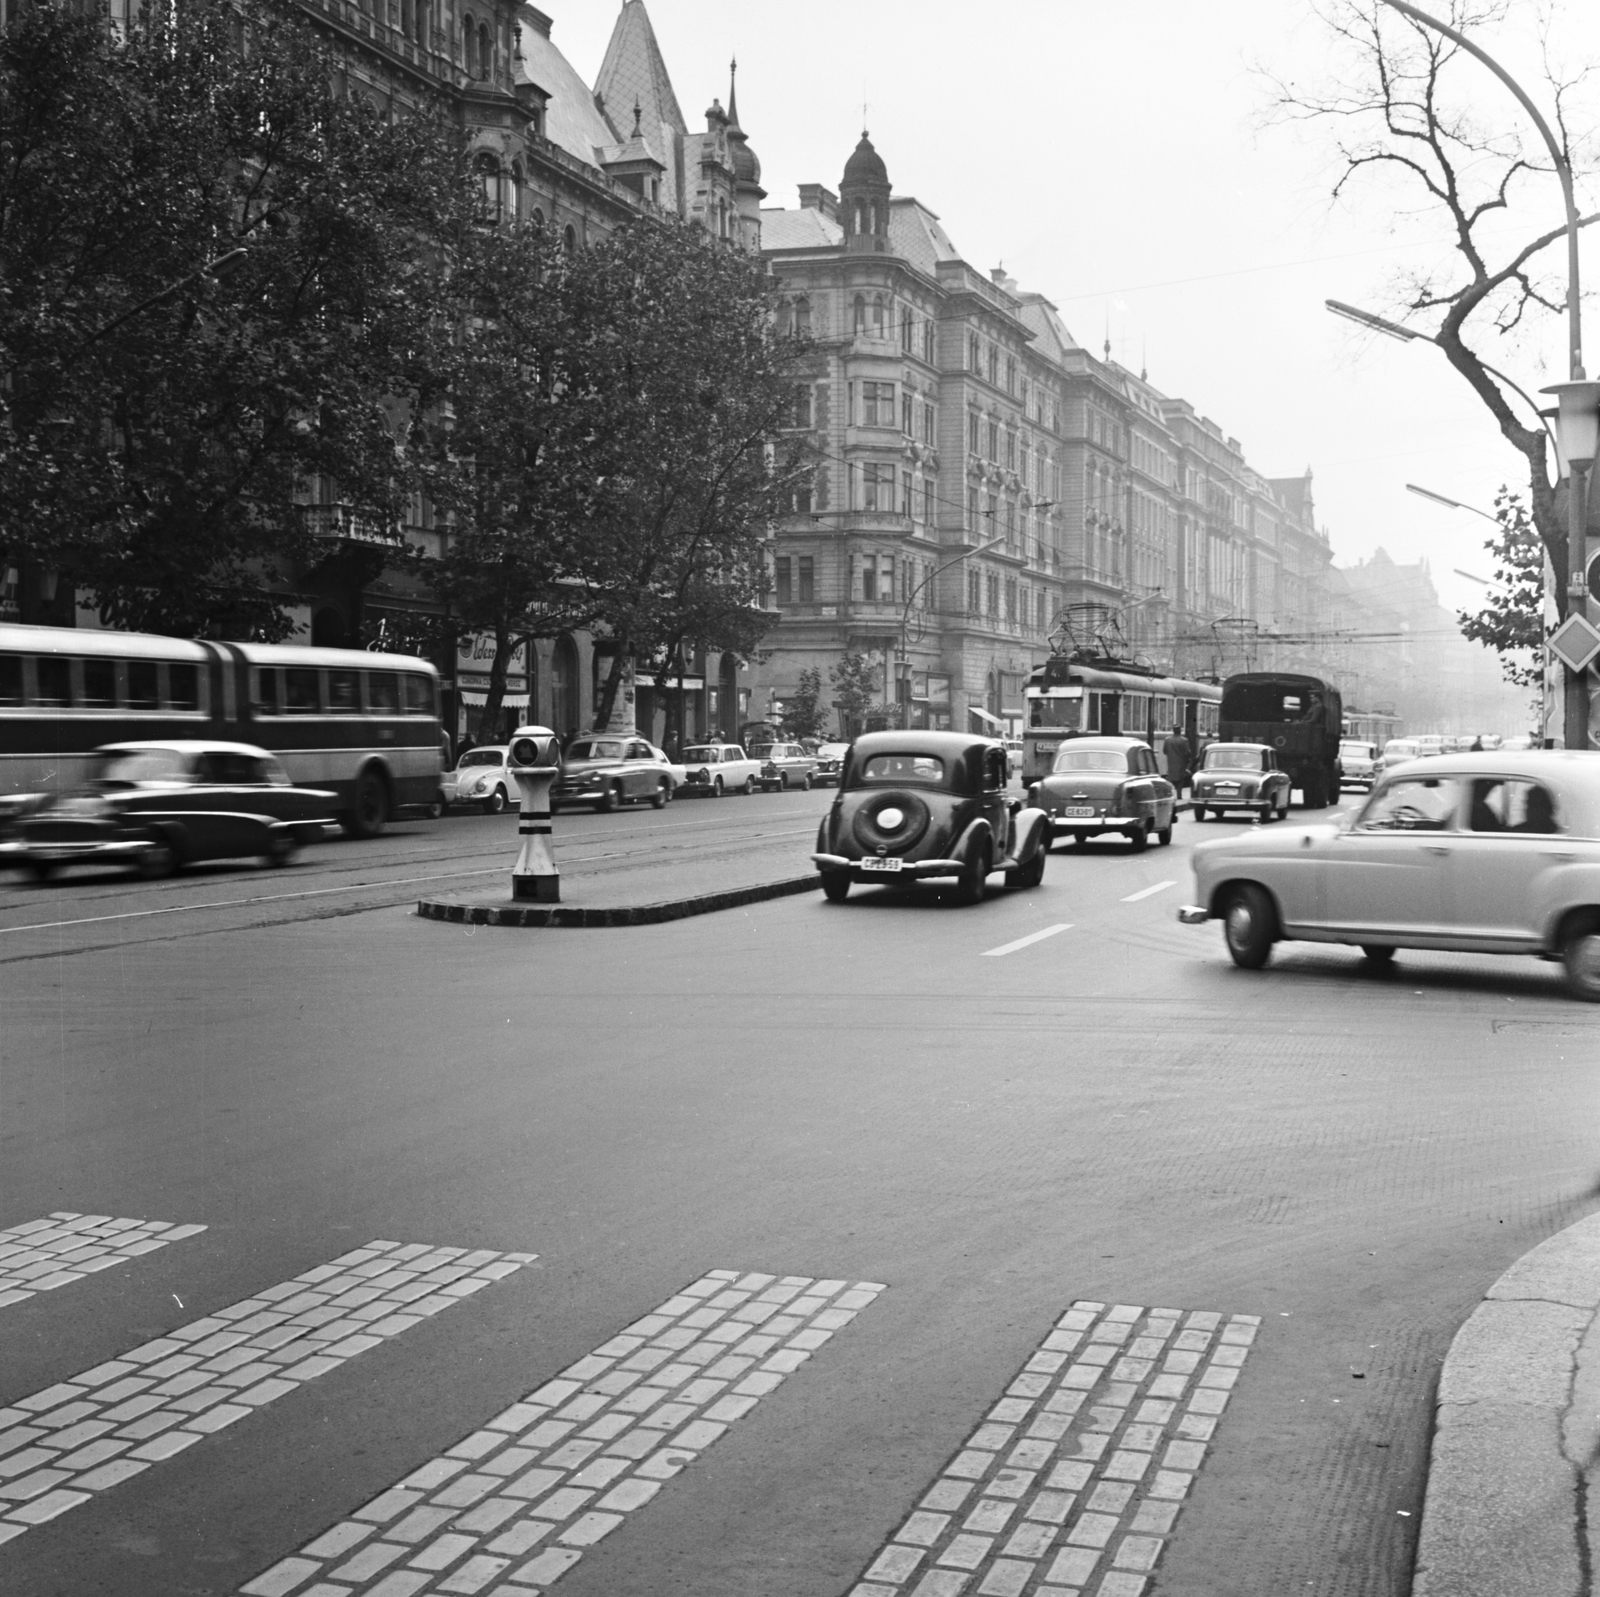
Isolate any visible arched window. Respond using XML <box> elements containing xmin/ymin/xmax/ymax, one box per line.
<box><xmin>474</xmin><ymin>152</ymin><xmax>500</xmax><ymax>220</ymax></box>
<box><xmin>924</xmin><ymin>319</ymin><xmax>935</xmax><ymax>363</ymax></box>
<box><xmin>901</xmin><ymin>308</ymin><xmax>913</xmax><ymax>350</ymax></box>
<box><xmin>871</xmin><ymin>295</ymin><xmax>885</xmax><ymax>333</ymax></box>
<box><xmin>854</xmin><ymin>203</ymin><xmax>866</xmax><ymax>235</ymax></box>
<box><xmin>853</xmin><ymin>295</ymin><xmax>866</xmax><ymax>333</ymax></box>
<box><xmin>510</xmin><ymin>160</ymin><xmax>525</xmax><ymax>222</ymax></box>
<box><xmin>776</xmin><ymin>301</ymin><xmax>792</xmax><ymax>336</ymax></box>
<box><xmin>969</xmin><ymin>333</ymin><xmax>980</xmax><ymax>371</ymax></box>
<box><xmin>795</xmin><ymin>297</ymin><xmax>811</xmax><ymax>334</ymax></box>
<box><xmin>478</xmin><ymin>20</ymin><xmax>492</xmax><ymax>80</ymax></box>
<box><xmin>531</xmin><ymin>207</ymin><xmax>545</xmax><ymax>230</ymax></box>
<box><xmin>462</xmin><ymin>11</ymin><xmax>476</xmax><ymax>76</ymax></box>
<box><xmin>562</xmin><ymin>224</ymin><xmax>576</xmax><ymax>252</ymax></box>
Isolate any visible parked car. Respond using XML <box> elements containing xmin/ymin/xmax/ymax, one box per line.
<box><xmin>1381</xmin><ymin>738</ymin><xmax>1420</xmax><ymax>773</ymax></box>
<box><xmin>554</xmin><ymin>736</ymin><xmax>678</xmax><ymax>812</ymax></box>
<box><xmin>1030</xmin><ymin>736</ymin><xmax>1179</xmax><ymax>850</ymax></box>
<box><xmin>750</xmin><ymin>741</ymin><xmax>819</xmax><ymax>791</ymax></box>
<box><xmin>1338</xmin><ymin>739</ymin><xmax>1380</xmax><ymax>790</ymax></box>
<box><xmin>810</xmin><ymin>742</ymin><xmax>850</xmax><ymax>788</ymax></box>
<box><xmin>678</xmin><ymin>743</ymin><xmax>764</xmax><ymax>797</ymax></box>
<box><xmin>1414</xmin><ymin>735</ymin><xmax>1447</xmax><ymax>758</ymax></box>
<box><xmin>1003</xmin><ymin>737</ymin><xmax>1024</xmax><ymax>778</ymax></box>
<box><xmin>1191</xmin><ymin>743</ymin><xmax>1294</xmax><ymax>823</ymax></box>
<box><xmin>448</xmin><ymin>746</ymin><xmax>514</xmax><ymax>814</ymax></box>
<box><xmin>1176</xmin><ymin>750</ymin><xmax>1600</xmax><ymax>1000</ymax></box>
<box><xmin>812</xmin><ymin>731</ymin><xmax>1049</xmax><ymax>904</ymax></box>
<box><xmin>0</xmin><ymin>741</ymin><xmax>338</xmax><ymax>881</ymax></box>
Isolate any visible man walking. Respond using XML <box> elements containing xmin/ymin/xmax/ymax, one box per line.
<box><xmin>1162</xmin><ymin>725</ymin><xmax>1193</xmax><ymax>795</ymax></box>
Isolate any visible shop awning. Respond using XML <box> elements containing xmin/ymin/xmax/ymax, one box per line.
<box><xmin>460</xmin><ymin>691</ymin><xmax>530</xmax><ymax>709</ymax></box>
<box><xmin>968</xmin><ymin>706</ymin><xmax>1004</xmax><ymax>728</ymax></box>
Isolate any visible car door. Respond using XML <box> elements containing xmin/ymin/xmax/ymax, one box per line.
<box><xmin>624</xmin><ymin>741</ymin><xmax>651</xmax><ymax>798</ymax></box>
<box><xmin>1320</xmin><ymin>773</ymin><xmax>1464</xmax><ymax>937</ymax></box>
<box><xmin>1447</xmin><ymin>776</ymin><xmax>1569</xmax><ymax>947</ymax></box>
<box><xmin>981</xmin><ymin>745</ymin><xmax>1009</xmax><ymax>852</ymax></box>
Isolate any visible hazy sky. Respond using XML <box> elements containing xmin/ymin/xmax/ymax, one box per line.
<box><xmin>554</xmin><ymin>0</ymin><xmax>1599</xmax><ymax>619</ymax></box>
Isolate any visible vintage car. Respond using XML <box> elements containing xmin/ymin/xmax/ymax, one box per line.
<box><xmin>811</xmin><ymin>731</ymin><xmax>1050</xmax><ymax>904</ymax></box>
<box><xmin>1381</xmin><ymin>737</ymin><xmax>1420</xmax><ymax>774</ymax></box>
<box><xmin>1176</xmin><ymin>751</ymin><xmax>1600</xmax><ymax>1000</ymax></box>
<box><xmin>1191</xmin><ymin>742</ymin><xmax>1294</xmax><ymax>822</ymax></box>
<box><xmin>809</xmin><ymin>742</ymin><xmax>850</xmax><ymax>788</ymax></box>
<box><xmin>553</xmin><ymin>736</ymin><xmax>679</xmax><ymax>812</ymax></box>
<box><xmin>1338</xmin><ymin>739</ymin><xmax>1380</xmax><ymax>790</ymax></box>
<box><xmin>678</xmin><ymin>743</ymin><xmax>764</xmax><ymax>797</ymax></box>
<box><xmin>1029</xmin><ymin>736</ymin><xmax>1178</xmax><ymax>850</ymax></box>
<box><xmin>447</xmin><ymin>745</ymin><xmax>514</xmax><ymax>814</ymax></box>
<box><xmin>750</xmin><ymin>741</ymin><xmax>819</xmax><ymax>791</ymax></box>
<box><xmin>0</xmin><ymin>741</ymin><xmax>338</xmax><ymax>881</ymax></box>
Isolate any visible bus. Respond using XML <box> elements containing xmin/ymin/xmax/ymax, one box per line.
<box><xmin>1218</xmin><ymin>671</ymin><xmax>1344</xmax><ymax>808</ymax></box>
<box><xmin>0</xmin><ymin>622</ymin><xmax>444</xmax><ymax>836</ymax></box>
<box><xmin>1021</xmin><ymin>658</ymin><xmax>1221</xmax><ymax>787</ymax></box>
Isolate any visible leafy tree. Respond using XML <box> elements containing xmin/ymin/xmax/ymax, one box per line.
<box><xmin>1267</xmin><ymin>2</ymin><xmax>1599</xmax><ymax>613</ymax></box>
<box><xmin>777</xmin><ymin>666</ymin><xmax>828</xmax><ymax>740</ymax></box>
<box><xmin>830</xmin><ymin>650</ymin><xmax>881</xmax><ymax>737</ymax></box>
<box><xmin>0</xmin><ymin>0</ymin><xmax>468</xmax><ymax>637</ymax></box>
<box><xmin>1458</xmin><ymin>489</ymin><xmax>1544</xmax><ymax>686</ymax></box>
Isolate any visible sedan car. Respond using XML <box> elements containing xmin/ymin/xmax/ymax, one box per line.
<box><xmin>1381</xmin><ymin>737</ymin><xmax>1420</xmax><ymax>773</ymax></box>
<box><xmin>809</xmin><ymin>742</ymin><xmax>850</xmax><ymax>788</ymax></box>
<box><xmin>1176</xmin><ymin>750</ymin><xmax>1600</xmax><ymax>1000</ymax></box>
<box><xmin>553</xmin><ymin>736</ymin><xmax>678</xmax><ymax>811</ymax></box>
<box><xmin>0</xmin><ymin>741</ymin><xmax>337</xmax><ymax>881</ymax></box>
<box><xmin>1191</xmin><ymin>743</ymin><xmax>1293</xmax><ymax>822</ymax></box>
<box><xmin>1029</xmin><ymin>736</ymin><xmax>1178</xmax><ymax>850</ymax></box>
<box><xmin>750</xmin><ymin>741</ymin><xmax>818</xmax><ymax>791</ymax></box>
<box><xmin>448</xmin><ymin>746</ymin><xmax>514</xmax><ymax>813</ymax></box>
<box><xmin>1339</xmin><ymin>739</ymin><xmax>1380</xmax><ymax>790</ymax></box>
<box><xmin>812</xmin><ymin>731</ymin><xmax>1049</xmax><ymax>904</ymax></box>
<box><xmin>678</xmin><ymin>743</ymin><xmax>764</xmax><ymax>797</ymax></box>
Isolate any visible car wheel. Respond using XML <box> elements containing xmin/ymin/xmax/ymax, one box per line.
<box><xmin>778</xmin><ymin>771</ymin><xmax>789</xmax><ymax>790</ymax></box>
<box><xmin>821</xmin><ymin>871</ymin><xmax>851</xmax><ymax>903</ymax></box>
<box><xmin>801</xmin><ymin>773</ymin><xmax>812</xmax><ymax>790</ymax></box>
<box><xmin>1193</xmin><ymin>806</ymin><xmax>1207</xmax><ymax>821</ymax></box>
<box><xmin>425</xmin><ymin>793</ymin><xmax>446</xmax><ymax>821</ymax></box>
<box><xmin>1223</xmin><ymin>884</ymin><xmax>1277</xmax><ymax>969</ymax></box>
<box><xmin>651</xmin><ymin>779</ymin><xmax>670</xmax><ymax>810</ymax></box>
<box><xmin>1360</xmin><ymin>944</ymin><xmax>1397</xmax><ymax>968</ymax></box>
<box><xmin>598</xmin><ymin>782</ymin><xmax>621</xmax><ymax>814</ymax></box>
<box><xmin>138</xmin><ymin>837</ymin><xmax>178</xmax><ymax>879</ymax></box>
<box><xmin>953</xmin><ymin>842</ymin><xmax>990</xmax><ymax>905</ymax></box>
<box><xmin>743</xmin><ymin>775</ymin><xmax>756</xmax><ymax>795</ymax></box>
<box><xmin>1006</xmin><ymin>850</ymin><xmax>1045</xmax><ymax>889</ymax></box>
<box><xmin>483</xmin><ymin>786</ymin><xmax>508</xmax><ymax>815</ymax></box>
<box><xmin>1157</xmin><ymin>824</ymin><xmax>1173</xmax><ymax>846</ymax></box>
<box><xmin>343</xmin><ymin>769</ymin><xmax>390</xmax><ymax>838</ymax></box>
<box><xmin>1072</xmin><ymin>832</ymin><xmax>1088</xmax><ymax>847</ymax></box>
<box><xmin>712</xmin><ymin>777</ymin><xmax>724</xmax><ymax>798</ymax></box>
<box><xmin>1128</xmin><ymin>824</ymin><xmax>1149</xmax><ymax>853</ymax></box>
<box><xmin>262</xmin><ymin>833</ymin><xmax>300</xmax><ymax>870</ymax></box>
<box><xmin>1563</xmin><ymin>924</ymin><xmax>1600</xmax><ymax>1002</ymax></box>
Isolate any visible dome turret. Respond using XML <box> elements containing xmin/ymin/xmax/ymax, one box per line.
<box><xmin>839</xmin><ymin>129</ymin><xmax>891</xmax><ymax>254</ymax></box>
<box><xmin>842</xmin><ymin>132</ymin><xmax>888</xmax><ymax>187</ymax></box>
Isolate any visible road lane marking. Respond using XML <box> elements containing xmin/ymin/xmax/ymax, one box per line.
<box><xmin>240</xmin><ymin>1269</ymin><xmax>884</xmax><ymax>1597</ymax></box>
<box><xmin>0</xmin><ymin>1212</ymin><xmax>206</xmax><ymax>1310</ymax></box>
<box><xmin>0</xmin><ymin>1240</ymin><xmax>535</xmax><ymax>1543</ymax></box>
<box><xmin>982</xmin><ymin>925</ymin><xmax>1073</xmax><ymax>958</ymax></box>
<box><xmin>847</xmin><ymin>1299</ymin><xmax>1259</xmax><ymax>1597</ymax></box>
<box><xmin>1121</xmin><ymin>880</ymin><xmax>1176</xmax><ymax>903</ymax></box>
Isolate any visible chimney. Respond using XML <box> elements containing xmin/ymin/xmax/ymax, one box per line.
<box><xmin>990</xmin><ymin>266</ymin><xmax>1019</xmax><ymax>295</ymax></box>
<box><xmin>521</xmin><ymin>5</ymin><xmax>553</xmax><ymax>39</ymax></box>
<box><xmin>798</xmin><ymin>183</ymin><xmax>839</xmax><ymax>221</ymax></box>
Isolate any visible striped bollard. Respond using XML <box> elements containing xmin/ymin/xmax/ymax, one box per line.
<box><xmin>507</xmin><ymin>725</ymin><xmax>561</xmax><ymax>902</ymax></box>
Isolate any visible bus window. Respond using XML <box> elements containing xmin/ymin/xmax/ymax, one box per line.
<box><xmin>167</xmin><ymin>662</ymin><xmax>201</xmax><ymax>712</ymax></box>
<box><xmin>403</xmin><ymin>674</ymin><xmax>435</xmax><ymax>715</ymax></box>
<box><xmin>0</xmin><ymin>655</ymin><xmax>23</xmax><ymax>706</ymax></box>
<box><xmin>126</xmin><ymin>660</ymin><xmax>159</xmax><ymax>710</ymax></box>
<box><xmin>80</xmin><ymin>658</ymin><xmax>116</xmax><ymax>708</ymax></box>
<box><xmin>284</xmin><ymin>668</ymin><xmax>320</xmax><ymax>714</ymax></box>
<box><xmin>250</xmin><ymin>668</ymin><xmax>280</xmax><ymax>715</ymax></box>
<box><xmin>327</xmin><ymin>669</ymin><xmax>360</xmax><ymax>714</ymax></box>
<box><xmin>35</xmin><ymin>657</ymin><xmax>70</xmax><ymax>707</ymax></box>
<box><xmin>367</xmin><ymin>672</ymin><xmax>401</xmax><ymax>714</ymax></box>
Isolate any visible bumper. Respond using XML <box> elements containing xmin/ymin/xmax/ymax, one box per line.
<box><xmin>0</xmin><ymin>837</ymin><xmax>156</xmax><ymax>866</ymax></box>
<box><xmin>1049</xmin><ymin>815</ymin><xmax>1146</xmax><ymax>836</ymax></box>
<box><xmin>812</xmin><ymin>851</ymin><xmax>966</xmax><ymax>880</ymax></box>
<box><xmin>1177</xmin><ymin>904</ymin><xmax>1210</xmax><ymax>925</ymax></box>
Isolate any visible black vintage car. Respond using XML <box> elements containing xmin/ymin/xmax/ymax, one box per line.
<box><xmin>1030</xmin><ymin>735</ymin><xmax>1179</xmax><ymax>850</ymax></box>
<box><xmin>0</xmin><ymin>741</ymin><xmax>338</xmax><ymax>881</ymax></box>
<box><xmin>811</xmin><ymin>731</ymin><xmax>1050</xmax><ymax>904</ymax></box>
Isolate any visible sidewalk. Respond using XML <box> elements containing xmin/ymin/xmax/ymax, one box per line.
<box><xmin>1413</xmin><ymin>1207</ymin><xmax>1600</xmax><ymax>1597</ymax></box>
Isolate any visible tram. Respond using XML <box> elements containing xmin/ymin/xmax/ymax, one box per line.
<box><xmin>1343</xmin><ymin>707</ymin><xmax>1403</xmax><ymax>745</ymax></box>
<box><xmin>1020</xmin><ymin>657</ymin><xmax>1221</xmax><ymax>786</ymax></box>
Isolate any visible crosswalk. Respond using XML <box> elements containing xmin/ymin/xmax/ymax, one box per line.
<box><xmin>0</xmin><ymin>1212</ymin><xmax>1258</xmax><ymax>1596</ymax></box>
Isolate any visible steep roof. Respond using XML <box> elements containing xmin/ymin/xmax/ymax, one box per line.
<box><xmin>517</xmin><ymin>13</ymin><xmax>617</xmax><ymax>169</ymax></box>
<box><xmin>887</xmin><ymin>198</ymin><xmax>960</xmax><ymax>276</ymax></box>
<box><xmin>594</xmin><ymin>1</ymin><xmax>687</xmax><ymax>214</ymax></box>
<box><xmin>760</xmin><ymin>207</ymin><xmax>844</xmax><ymax>252</ymax></box>
<box><xmin>1017</xmin><ymin>295</ymin><xmax>1080</xmax><ymax>364</ymax></box>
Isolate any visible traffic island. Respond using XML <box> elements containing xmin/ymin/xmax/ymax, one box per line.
<box><xmin>416</xmin><ymin>873</ymin><xmax>820</xmax><ymax>928</ymax></box>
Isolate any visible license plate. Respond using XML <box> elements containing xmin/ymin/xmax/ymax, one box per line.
<box><xmin>860</xmin><ymin>857</ymin><xmax>904</xmax><ymax>873</ymax></box>
<box><xmin>1061</xmin><ymin>806</ymin><xmax>1095</xmax><ymax>818</ymax></box>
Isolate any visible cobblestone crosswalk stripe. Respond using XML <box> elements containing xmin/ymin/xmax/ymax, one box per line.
<box><xmin>0</xmin><ymin>1211</ymin><xmax>206</xmax><ymax>1310</ymax></box>
<box><xmin>0</xmin><ymin>1239</ymin><xmax>535</xmax><ymax>1545</ymax></box>
<box><xmin>239</xmin><ymin>1269</ymin><xmax>884</xmax><ymax>1597</ymax></box>
<box><xmin>849</xmin><ymin>1299</ymin><xmax>1259</xmax><ymax>1597</ymax></box>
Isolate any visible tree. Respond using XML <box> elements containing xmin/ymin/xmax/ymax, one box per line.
<box><xmin>777</xmin><ymin>666</ymin><xmax>828</xmax><ymax>740</ymax></box>
<box><xmin>1268</xmin><ymin>2</ymin><xmax>1599</xmax><ymax>612</ymax></box>
<box><xmin>0</xmin><ymin>1</ymin><xmax>468</xmax><ymax>637</ymax></box>
<box><xmin>1458</xmin><ymin>489</ymin><xmax>1545</xmax><ymax>685</ymax></box>
<box><xmin>830</xmin><ymin>651</ymin><xmax>881</xmax><ymax>737</ymax></box>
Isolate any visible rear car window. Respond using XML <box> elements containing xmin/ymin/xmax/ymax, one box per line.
<box><xmin>860</xmin><ymin>755</ymin><xmax>944</xmax><ymax>785</ymax></box>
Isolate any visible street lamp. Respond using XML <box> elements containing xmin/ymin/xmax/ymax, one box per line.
<box><xmin>1405</xmin><ymin>483</ymin><xmax>1499</xmax><ymax>524</ymax></box>
<box><xmin>895</xmin><ymin>534</ymin><xmax>1007</xmax><ymax>727</ymax></box>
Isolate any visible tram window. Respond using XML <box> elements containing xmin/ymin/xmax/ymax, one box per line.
<box><xmin>80</xmin><ymin>658</ymin><xmax>116</xmax><ymax>708</ymax></box>
<box><xmin>167</xmin><ymin>662</ymin><xmax>201</xmax><ymax>712</ymax></box>
<box><xmin>327</xmin><ymin>669</ymin><xmax>360</xmax><ymax>714</ymax></box>
<box><xmin>0</xmin><ymin>655</ymin><xmax>22</xmax><ymax>706</ymax></box>
<box><xmin>250</xmin><ymin>668</ymin><xmax>280</xmax><ymax>715</ymax></box>
<box><xmin>35</xmin><ymin>657</ymin><xmax>70</xmax><ymax>707</ymax></box>
<box><xmin>368</xmin><ymin>672</ymin><xmax>401</xmax><ymax>714</ymax></box>
<box><xmin>128</xmin><ymin>660</ymin><xmax>160</xmax><ymax>710</ymax></box>
<box><xmin>284</xmin><ymin>668</ymin><xmax>321</xmax><ymax>714</ymax></box>
<box><xmin>1124</xmin><ymin>696</ymin><xmax>1149</xmax><ymax>732</ymax></box>
<box><xmin>403</xmin><ymin>673</ymin><xmax>436</xmax><ymax>715</ymax></box>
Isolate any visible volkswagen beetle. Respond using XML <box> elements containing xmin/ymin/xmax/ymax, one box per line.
<box><xmin>811</xmin><ymin>731</ymin><xmax>1049</xmax><ymax>904</ymax></box>
<box><xmin>1029</xmin><ymin>735</ymin><xmax>1178</xmax><ymax>850</ymax></box>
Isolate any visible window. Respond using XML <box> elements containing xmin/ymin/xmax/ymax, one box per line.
<box><xmin>901</xmin><ymin>309</ymin><xmax>913</xmax><ymax>350</ymax></box>
<box><xmin>562</xmin><ymin>224</ymin><xmax>576</xmax><ymax>252</ymax></box>
<box><xmin>862</xmin><ymin>381</ymin><xmax>894</xmax><ymax>426</ymax></box>
<box><xmin>478</xmin><ymin>20</ymin><xmax>492</xmax><ymax>79</ymax></box>
<box><xmin>775</xmin><ymin>557</ymin><xmax>792</xmax><ymax>605</ymax></box>
<box><xmin>862</xmin><ymin>462</ymin><xmax>894</xmax><ymax>511</ymax></box>
<box><xmin>793</xmin><ymin>473</ymin><xmax>813</xmax><ymax>514</ymax></box>
<box><xmin>901</xmin><ymin>470</ymin><xmax>912</xmax><ymax>516</ymax></box>
<box><xmin>1468</xmin><ymin>779</ymin><xmax>1561</xmax><ymax>834</ymax></box>
<box><xmin>860</xmin><ymin>557</ymin><xmax>876</xmax><ymax>602</ymax></box>
<box><xmin>798</xmin><ymin>557</ymin><xmax>814</xmax><ymax>603</ymax></box>
<box><xmin>987</xmin><ymin>572</ymin><xmax>999</xmax><ymax>618</ymax></box>
<box><xmin>1359</xmin><ymin>776</ymin><xmax>1461</xmax><ymax>832</ymax></box>
<box><xmin>0</xmin><ymin>655</ymin><xmax>20</xmax><ymax>706</ymax></box>
<box><xmin>368</xmin><ymin>672</ymin><xmax>401</xmax><ymax>713</ymax></box>
<box><xmin>968</xmin><ymin>569</ymin><xmax>981</xmax><ymax>614</ymax></box>
<box><xmin>35</xmin><ymin>657</ymin><xmax>69</xmax><ymax>706</ymax></box>
<box><xmin>166</xmin><ymin>663</ymin><xmax>201</xmax><ymax>712</ymax></box>
<box><xmin>284</xmin><ymin>668</ymin><xmax>320</xmax><ymax>714</ymax></box>
<box><xmin>792</xmin><ymin>384</ymin><xmax>813</xmax><ymax>429</ymax></box>
<box><xmin>327</xmin><ymin>669</ymin><xmax>360</xmax><ymax>714</ymax></box>
<box><xmin>1006</xmin><ymin>429</ymin><xmax>1016</xmax><ymax>470</ymax></box>
<box><xmin>795</xmin><ymin>297</ymin><xmax>811</xmax><ymax>334</ymax></box>
<box><xmin>922</xmin><ymin>401</ymin><xmax>935</xmax><ymax>444</ymax></box>
<box><xmin>968</xmin><ymin>412</ymin><xmax>980</xmax><ymax>454</ymax></box>
<box><xmin>987</xmin><ymin>346</ymin><xmax>998</xmax><ymax>385</ymax></box>
<box><xmin>901</xmin><ymin>390</ymin><xmax>913</xmax><ymax>434</ymax></box>
<box><xmin>969</xmin><ymin>333</ymin><xmax>980</xmax><ymax>370</ymax></box>
<box><xmin>871</xmin><ymin>296</ymin><xmax>885</xmax><ymax>333</ymax></box>
<box><xmin>924</xmin><ymin>320</ymin><xmax>935</xmax><ymax>363</ymax></box>
<box><xmin>1006</xmin><ymin>356</ymin><xmax>1017</xmax><ymax>393</ymax></box>
<box><xmin>404</xmin><ymin>674</ymin><xmax>436</xmax><ymax>715</ymax></box>
<box><xmin>128</xmin><ymin>660</ymin><xmax>160</xmax><ymax>710</ymax></box>
<box><xmin>1005</xmin><ymin>578</ymin><xmax>1017</xmax><ymax>623</ymax></box>
<box><xmin>854</xmin><ymin>295</ymin><xmax>867</xmax><ymax>332</ymax></box>
<box><xmin>987</xmin><ymin>420</ymin><xmax>998</xmax><ymax>460</ymax></box>
<box><xmin>79</xmin><ymin>659</ymin><xmax>116</xmax><ymax>708</ymax></box>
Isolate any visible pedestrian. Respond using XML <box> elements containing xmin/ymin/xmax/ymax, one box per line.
<box><xmin>1470</xmin><ymin>735</ymin><xmax>1483</xmax><ymax>751</ymax></box>
<box><xmin>1161</xmin><ymin>726</ymin><xmax>1192</xmax><ymax>794</ymax></box>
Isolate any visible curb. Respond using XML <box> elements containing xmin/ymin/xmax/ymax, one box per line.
<box><xmin>415</xmin><ymin>873</ymin><xmax>820</xmax><ymax>928</ymax></box>
<box><xmin>1413</xmin><ymin>1206</ymin><xmax>1600</xmax><ymax>1597</ymax></box>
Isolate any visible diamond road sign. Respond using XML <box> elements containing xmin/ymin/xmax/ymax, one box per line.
<box><xmin>1549</xmin><ymin>611</ymin><xmax>1600</xmax><ymax>674</ymax></box>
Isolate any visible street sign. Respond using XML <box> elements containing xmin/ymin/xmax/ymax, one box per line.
<box><xmin>1548</xmin><ymin>612</ymin><xmax>1600</xmax><ymax>674</ymax></box>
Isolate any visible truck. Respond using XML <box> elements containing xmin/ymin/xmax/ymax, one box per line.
<box><xmin>1217</xmin><ymin>672</ymin><xmax>1344</xmax><ymax>808</ymax></box>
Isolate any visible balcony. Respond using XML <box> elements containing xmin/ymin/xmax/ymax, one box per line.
<box><xmin>301</xmin><ymin>504</ymin><xmax>403</xmax><ymax>547</ymax></box>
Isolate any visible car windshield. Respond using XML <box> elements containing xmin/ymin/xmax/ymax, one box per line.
<box><xmin>1052</xmin><ymin>750</ymin><xmax>1125</xmax><ymax>773</ymax></box>
<box><xmin>89</xmin><ymin>748</ymin><xmax>192</xmax><ymax>786</ymax></box>
<box><xmin>1204</xmin><ymin>750</ymin><xmax>1263</xmax><ymax>771</ymax></box>
<box><xmin>859</xmin><ymin>754</ymin><xmax>945</xmax><ymax>785</ymax></box>
<box><xmin>566</xmin><ymin>740</ymin><xmax>623</xmax><ymax>761</ymax></box>
<box><xmin>459</xmin><ymin>750</ymin><xmax>503</xmax><ymax>768</ymax></box>
<box><xmin>749</xmin><ymin>746</ymin><xmax>775</xmax><ymax>759</ymax></box>
<box><xmin>682</xmin><ymin>747</ymin><xmax>718</xmax><ymax>762</ymax></box>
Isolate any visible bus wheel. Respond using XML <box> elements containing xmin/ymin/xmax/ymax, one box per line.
<box><xmin>343</xmin><ymin>770</ymin><xmax>390</xmax><ymax>838</ymax></box>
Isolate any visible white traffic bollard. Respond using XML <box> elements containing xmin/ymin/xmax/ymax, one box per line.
<box><xmin>507</xmin><ymin>726</ymin><xmax>562</xmax><ymax>902</ymax></box>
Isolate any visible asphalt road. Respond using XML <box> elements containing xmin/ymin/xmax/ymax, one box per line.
<box><xmin>3</xmin><ymin>793</ymin><xmax>1599</xmax><ymax>1597</ymax></box>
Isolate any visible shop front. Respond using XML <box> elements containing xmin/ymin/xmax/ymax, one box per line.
<box><xmin>456</xmin><ymin>634</ymin><xmax>531</xmax><ymax>747</ymax></box>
